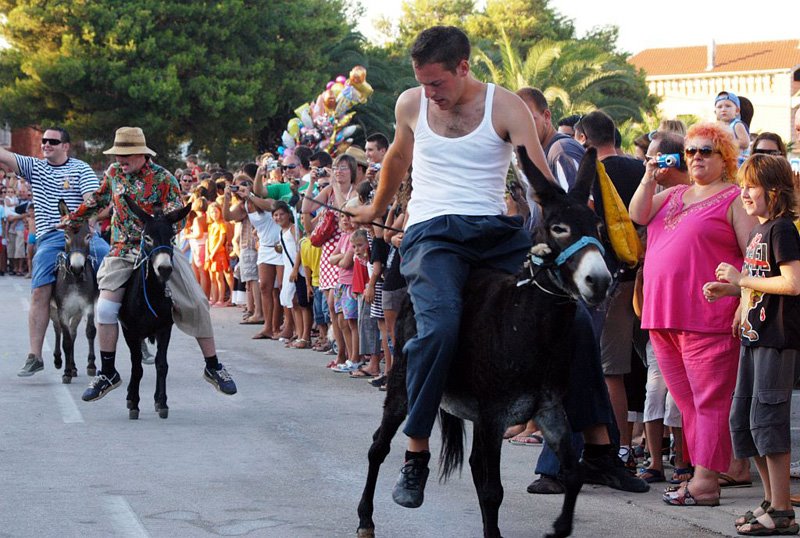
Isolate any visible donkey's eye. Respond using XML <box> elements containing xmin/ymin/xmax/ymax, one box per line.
<box><xmin>550</xmin><ymin>224</ymin><xmax>570</xmax><ymax>236</ymax></box>
<box><xmin>144</xmin><ymin>235</ymin><xmax>155</xmax><ymax>247</ymax></box>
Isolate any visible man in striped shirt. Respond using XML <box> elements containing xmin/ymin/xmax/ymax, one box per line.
<box><xmin>0</xmin><ymin>127</ymin><xmax>110</xmax><ymax>377</ymax></box>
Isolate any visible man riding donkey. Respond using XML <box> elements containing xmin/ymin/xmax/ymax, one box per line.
<box><xmin>60</xmin><ymin>127</ymin><xmax>237</xmax><ymax>401</ymax></box>
<box><xmin>350</xmin><ymin>26</ymin><xmax>647</xmax><ymax>509</ymax></box>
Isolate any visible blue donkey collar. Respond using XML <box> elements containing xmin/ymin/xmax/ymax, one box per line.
<box><xmin>554</xmin><ymin>236</ymin><xmax>604</xmax><ymax>266</ymax></box>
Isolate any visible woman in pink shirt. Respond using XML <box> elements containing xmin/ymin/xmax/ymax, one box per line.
<box><xmin>629</xmin><ymin>123</ymin><xmax>755</xmax><ymax>506</ymax></box>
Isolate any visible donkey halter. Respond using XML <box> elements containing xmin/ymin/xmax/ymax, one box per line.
<box><xmin>517</xmin><ymin>235</ymin><xmax>605</xmax><ymax>298</ymax></box>
<box><xmin>135</xmin><ymin>236</ymin><xmax>175</xmax><ymax>318</ymax></box>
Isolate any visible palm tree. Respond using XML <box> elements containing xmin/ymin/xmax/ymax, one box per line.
<box><xmin>472</xmin><ymin>30</ymin><xmax>650</xmax><ymax>125</ymax></box>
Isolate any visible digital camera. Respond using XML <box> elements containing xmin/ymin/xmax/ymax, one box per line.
<box><xmin>315</xmin><ymin>167</ymin><xmax>329</xmax><ymax>178</ymax></box>
<box><xmin>265</xmin><ymin>158</ymin><xmax>279</xmax><ymax>171</ymax></box>
<box><xmin>656</xmin><ymin>153</ymin><xmax>680</xmax><ymax>169</ymax></box>
<box><xmin>229</xmin><ymin>185</ymin><xmax>239</xmax><ymax>192</ymax></box>
<box><xmin>370</xmin><ymin>163</ymin><xmax>382</xmax><ymax>172</ymax></box>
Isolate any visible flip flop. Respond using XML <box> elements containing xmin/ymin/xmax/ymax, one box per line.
<box><xmin>636</xmin><ymin>467</ymin><xmax>666</xmax><ymax>483</ymax></box>
<box><xmin>251</xmin><ymin>332</ymin><xmax>274</xmax><ymax>340</ymax></box>
<box><xmin>663</xmin><ymin>484</ymin><xmax>720</xmax><ymax>507</ymax></box>
<box><xmin>349</xmin><ymin>368</ymin><xmax>380</xmax><ymax>379</ymax></box>
<box><xmin>669</xmin><ymin>467</ymin><xmax>694</xmax><ymax>484</ymax></box>
<box><xmin>508</xmin><ymin>432</ymin><xmax>544</xmax><ymax>446</ymax></box>
<box><xmin>719</xmin><ymin>472</ymin><xmax>752</xmax><ymax>488</ymax></box>
<box><xmin>239</xmin><ymin>318</ymin><xmax>264</xmax><ymax>325</ymax></box>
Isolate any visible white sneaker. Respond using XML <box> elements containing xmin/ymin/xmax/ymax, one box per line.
<box><xmin>790</xmin><ymin>460</ymin><xmax>800</xmax><ymax>479</ymax></box>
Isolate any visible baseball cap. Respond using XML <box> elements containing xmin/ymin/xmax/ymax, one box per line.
<box><xmin>715</xmin><ymin>91</ymin><xmax>740</xmax><ymax>109</ymax></box>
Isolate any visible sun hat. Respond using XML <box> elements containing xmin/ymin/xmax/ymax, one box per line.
<box><xmin>345</xmin><ymin>146</ymin><xmax>368</xmax><ymax>167</ymax></box>
<box><xmin>103</xmin><ymin>127</ymin><xmax>157</xmax><ymax>156</ymax></box>
<box><xmin>715</xmin><ymin>91</ymin><xmax>740</xmax><ymax>109</ymax></box>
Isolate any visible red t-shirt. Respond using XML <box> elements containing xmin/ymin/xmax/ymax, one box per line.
<box><xmin>352</xmin><ymin>255</ymin><xmax>369</xmax><ymax>294</ymax></box>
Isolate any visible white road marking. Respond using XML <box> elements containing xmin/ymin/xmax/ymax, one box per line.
<box><xmin>105</xmin><ymin>496</ymin><xmax>150</xmax><ymax>537</ymax></box>
<box><xmin>51</xmin><ymin>385</ymin><xmax>84</xmax><ymax>424</ymax></box>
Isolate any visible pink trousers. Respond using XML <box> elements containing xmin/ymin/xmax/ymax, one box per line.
<box><xmin>649</xmin><ymin>329</ymin><xmax>740</xmax><ymax>472</ymax></box>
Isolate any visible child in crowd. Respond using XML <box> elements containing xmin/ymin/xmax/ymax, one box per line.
<box><xmin>273</xmin><ymin>201</ymin><xmax>300</xmax><ymax>345</ymax></box>
<box><xmin>185</xmin><ymin>197</ymin><xmax>210</xmax><ymax>298</ymax></box>
<box><xmin>715</xmin><ymin>91</ymin><xmax>750</xmax><ymax>155</ymax></box>
<box><xmin>300</xmin><ymin>212</ymin><xmax>330</xmax><ymax>352</ymax></box>
<box><xmin>708</xmin><ymin>155</ymin><xmax>800</xmax><ymax>536</ymax></box>
<box><xmin>24</xmin><ymin>203</ymin><xmax>35</xmax><ymax>278</ymax></box>
<box><xmin>205</xmin><ymin>202</ymin><xmax>230</xmax><ymax>306</ymax></box>
<box><xmin>328</xmin><ymin>207</ymin><xmax>359</xmax><ymax>372</ymax></box>
<box><xmin>350</xmin><ymin>227</ymin><xmax>382</xmax><ymax>378</ymax></box>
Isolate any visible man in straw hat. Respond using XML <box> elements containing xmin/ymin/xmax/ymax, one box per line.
<box><xmin>61</xmin><ymin>126</ymin><xmax>237</xmax><ymax>400</ymax></box>
<box><xmin>0</xmin><ymin>126</ymin><xmax>111</xmax><ymax>378</ymax></box>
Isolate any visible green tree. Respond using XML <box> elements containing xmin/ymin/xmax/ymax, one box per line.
<box><xmin>472</xmin><ymin>31</ymin><xmax>656</xmax><ymax>125</ymax></box>
<box><xmin>0</xmin><ymin>0</ymin><xmax>350</xmax><ymax>166</ymax></box>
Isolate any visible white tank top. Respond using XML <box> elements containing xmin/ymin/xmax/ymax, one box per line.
<box><xmin>407</xmin><ymin>83</ymin><xmax>512</xmax><ymax>228</ymax></box>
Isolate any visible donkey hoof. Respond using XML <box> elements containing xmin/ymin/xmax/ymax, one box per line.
<box><xmin>61</xmin><ymin>375</ymin><xmax>72</xmax><ymax>384</ymax></box>
<box><xmin>129</xmin><ymin>408</ymin><xmax>139</xmax><ymax>420</ymax></box>
<box><xmin>68</xmin><ymin>368</ymin><xmax>78</xmax><ymax>378</ymax></box>
<box><xmin>155</xmin><ymin>403</ymin><xmax>169</xmax><ymax>419</ymax></box>
<box><xmin>54</xmin><ymin>358</ymin><xmax>62</xmax><ymax>369</ymax></box>
<box><xmin>357</xmin><ymin>528</ymin><xmax>375</xmax><ymax>538</ymax></box>
<box><xmin>87</xmin><ymin>366</ymin><xmax>97</xmax><ymax>377</ymax></box>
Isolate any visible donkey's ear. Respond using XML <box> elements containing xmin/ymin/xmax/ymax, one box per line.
<box><xmin>166</xmin><ymin>203</ymin><xmax>192</xmax><ymax>225</ymax></box>
<box><xmin>570</xmin><ymin>148</ymin><xmax>597</xmax><ymax>204</ymax></box>
<box><xmin>516</xmin><ymin>145</ymin><xmax>563</xmax><ymax>203</ymax></box>
<box><xmin>58</xmin><ymin>199</ymin><xmax>69</xmax><ymax>217</ymax></box>
<box><xmin>122</xmin><ymin>195</ymin><xmax>151</xmax><ymax>223</ymax></box>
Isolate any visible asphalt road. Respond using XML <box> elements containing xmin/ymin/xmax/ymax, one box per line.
<box><xmin>2</xmin><ymin>274</ymin><xmax>799</xmax><ymax>537</ymax></box>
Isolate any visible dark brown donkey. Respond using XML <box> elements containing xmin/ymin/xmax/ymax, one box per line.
<box><xmin>356</xmin><ymin>148</ymin><xmax>612</xmax><ymax>538</ymax></box>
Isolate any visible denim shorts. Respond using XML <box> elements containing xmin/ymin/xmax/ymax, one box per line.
<box><xmin>312</xmin><ymin>287</ymin><xmax>330</xmax><ymax>325</ymax></box>
<box><xmin>31</xmin><ymin>230</ymin><xmax>109</xmax><ymax>290</ymax></box>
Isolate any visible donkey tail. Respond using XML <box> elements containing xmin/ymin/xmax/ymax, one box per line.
<box><xmin>438</xmin><ymin>409</ymin><xmax>465</xmax><ymax>483</ymax></box>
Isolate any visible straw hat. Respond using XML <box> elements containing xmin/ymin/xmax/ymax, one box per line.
<box><xmin>345</xmin><ymin>146</ymin><xmax>368</xmax><ymax>167</ymax></box>
<box><xmin>103</xmin><ymin>127</ymin><xmax>157</xmax><ymax>156</ymax></box>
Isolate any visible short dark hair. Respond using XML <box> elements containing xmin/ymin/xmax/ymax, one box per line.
<box><xmin>44</xmin><ymin>126</ymin><xmax>70</xmax><ymax>143</ymax></box>
<box><xmin>310</xmin><ymin>151</ymin><xmax>333</xmax><ymax>168</ymax></box>
<box><xmin>186</xmin><ymin>154</ymin><xmax>198</xmax><ymax>164</ymax></box>
<box><xmin>273</xmin><ymin>200</ymin><xmax>295</xmax><ymax>222</ymax></box>
<box><xmin>410</xmin><ymin>26</ymin><xmax>470</xmax><ymax>72</ymax></box>
<box><xmin>650</xmin><ymin>131</ymin><xmax>688</xmax><ymax>172</ymax></box>
<box><xmin>516</xmin><ymin>87</ymin><xmax>548</xmax><ymax>112</ymax></box>
<box><xmin>294</xmin><ymin>146</ymin><xmax>312</xmax><ymax>169</ymax></box>
<box><xmin>614</xmin><ymin>128</ymin><xmax>622</xmax><ymax>149</ymax></box>
<box><xmin>366</xmin><ymin>133</ymin><xmax>389</xmax><ymax>151</ymax></box>
<box><xmin>557</xmin><ymin>115</ymin><xmax>581</xmax><ymax>129</ymax></box>
<box><xmin>242</xmin><ymin>162</ymin><xmax>259</xmax><ymax>179</ymax></box>
<box><xmin>579</xmin><ymin>111</ymin><xmax>615</xmax><ymax>146</ymax></box>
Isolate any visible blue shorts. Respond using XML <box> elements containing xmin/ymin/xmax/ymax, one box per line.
<box><xmin>333</xmin><ymin>284</ymin><xmax>358</xmax><ymax>320</ymax></box>
<box><xmin>313</xmin><ymin>287</ymin><xmax>330</xmax><ymax>325</ymax></box>
<box><xmin>31</xmin><ymin>230</ymin><xmax>110</xmax><ymax>290</ymax></box>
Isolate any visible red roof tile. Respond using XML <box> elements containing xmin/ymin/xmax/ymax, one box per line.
<box><xmin>629</xmin><ymin>40</ymin><xmax>800</xmax><ymax>76</ymax></box>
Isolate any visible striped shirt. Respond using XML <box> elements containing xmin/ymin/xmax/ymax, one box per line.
<box><xmin>15</xmin><ymin>155</ymin><xmax>99</xmax><ymax>236</ymax></box>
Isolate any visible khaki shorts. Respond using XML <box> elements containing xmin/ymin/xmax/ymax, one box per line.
<box><xmin>97</xmin><ymin>252</ymin><xmax>213</xmax><ymax>338</ymax></box>
<box><xmin>600</xmin><ymin>280</ymin><xmax>637</xmax><ymax>375</ymax></box>
<box><xmin>6</xmin><ymin>229</ymin><xmax>26</xmax><ymax>258</ymax></box>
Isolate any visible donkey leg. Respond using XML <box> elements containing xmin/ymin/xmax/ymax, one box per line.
<box><xmin>85</xmin><ymin>310</ymin><xmax>97</xmax><ymax>376</ymax></box>
<box><xmin>64</xmin><ymin>315</ymin><xmax>81</xmax><ymax>380</ymax></box>
<box><xmin>123</xmin><ymin>333</ymin><xmax>144</xmax><ymax>420</ymax></box>
<box><xmin>469</xmin><ymin>418</ymin><xmax>505</xmax><ymax>538</ymax></box>
<box><xmin>51</xmin><ymin>311</ymin><xmax>62</xmax><ymax>370</ymax></box>
<box><xmin>535</xmin><ymin>399</ymin><xmax>582</xmax><ymax>538</ymax></box>
<box><xmin>356</xmin><ymin>378</ymin><xmax>408</xmax><ymax>538</ymax></box>
<box><xmin>153</xmin><ymin>328</ymin><xmax>171</xmax><ymax>419</ymax></box>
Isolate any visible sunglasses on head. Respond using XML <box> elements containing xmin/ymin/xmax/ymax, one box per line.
<box><xmin>684</xmin><ymin>146</ymin><xmax>717</xmax><ymax>158</ymax></box>
<box><xmin>752</xmin><ymin>148</ymin><xmax>782</xmax><ymax>156</ymax></box>
<box><xmin>41</xmin><ymin>138</ymin><xmax>63</xmax><ymax>146</ymax></box>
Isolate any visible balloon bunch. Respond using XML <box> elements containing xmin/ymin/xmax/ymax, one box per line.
<box><xmin>278</xmin><ymin>65</ymin><xmax>373</xmax><ymax>158</ymax></box>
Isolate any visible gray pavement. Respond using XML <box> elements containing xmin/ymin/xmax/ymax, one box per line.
<box><xmin>2</xmin><ymin>274</ymin><xmax>800</xmax><ymax>537</ymax></box>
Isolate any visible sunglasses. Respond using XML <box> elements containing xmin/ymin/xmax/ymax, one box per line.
<box><xmin>684</xmin><ymin>146</ymin><xmax>717</xmax><ymax>158</ymax></box>
<box><xmin>281</xmin><ymin>164</ymin><xmax>298</xmax><ymax>170</ymax></box>
<box><xmin>41</xmin><ymin>138</ymin><xmax>63</xmax><ymax>146</ymax></box>
<box><xmin>752</xmin><ymin>148</ymin><xmax>782</xmax><ymax>156</ymax></box>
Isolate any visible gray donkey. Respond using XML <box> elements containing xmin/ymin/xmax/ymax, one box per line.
<box><xmin>50</xmin><ymin>200</ymin><xmax>99</xmax><ymax>383</ymax></box>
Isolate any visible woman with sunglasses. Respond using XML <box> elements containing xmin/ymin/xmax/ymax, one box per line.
<box><xmin>751</xmin><ymin>132</ymin><xmax>788</xmax><ymax>159</ymax></box>
<box><xmin>629</xmin><ymin>122</ymin><xmax>757</xmax><ymax>507</ymax></box>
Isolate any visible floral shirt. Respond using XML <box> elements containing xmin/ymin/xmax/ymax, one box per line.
<box><xmin>65</xmin><ymin>161</ymin><xmax>183</xmax><ymax>256</ymax></box>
